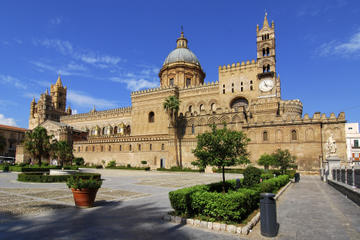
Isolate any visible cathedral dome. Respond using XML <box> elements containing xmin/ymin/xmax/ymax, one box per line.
<box><xmin>163</xmin><ymin>48</ymin><xmax>200</xmax><ymax>66</ymax></box>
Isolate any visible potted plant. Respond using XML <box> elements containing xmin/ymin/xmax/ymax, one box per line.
<box><xmin>66</xmin><ymin>176</ymin><xmax>102</xmax><ymax>208</ymax></box>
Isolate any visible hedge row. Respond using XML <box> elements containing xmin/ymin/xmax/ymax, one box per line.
<box><xmin>157</xmin><ymin>167</ymin><xmax>204</xmax><ymax>173</ymax></box>
<box><xmin>169</xmin><ymin>175</ymin><xmax>289</xmax><ymax>223</ymax></box>
<box><xmin>0</xmin><ymin>164</ymin><xmax>78</xmax><ymax>172</ymax></box>
<box><xmin>17</xmin><ymin>172</ymin><xmax>101</xmax><ymax>183</ymax></box>
<box><xmin>106</xmin><ymin>166</ymin><xmax>150</xmax><ymax>171</ymax></box>
<box><xmin>212</xmin><ymin>168</ymin><xmax>296</xmax><ymax>178</ymax></box>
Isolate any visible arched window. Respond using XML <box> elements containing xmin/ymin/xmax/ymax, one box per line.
<box><xmin>169</xmin><ymin>78</ymin><xmax>174</xmax><ymax>86</ymax></box>
<box><xmin>119</xmin><ymin>145</ymin><xmax>122</xmax><ymax>151</ymax></box>
<box><xmin>150</xmin><ymin>144</ymin><xmax>152</xmax><ymax>151</ymax></box>
<box><xmin>148</xmin><ymin>112</ymin><xmax>155</xmax><ymax>123</ymax></box>
<box><xmin>161</xmin><ymin>143</ymin><xmax>165</xmax><ymax>150</ymax></box>
<box><xmin>230</xmin><ymin>97</ymin><xmax>248</xmax><ymax>109</ymax></box>
<box><xmin>129</xmin><ymin>144</ymin><xmax>132</xmax><ymax>151</ymax></box>
<box><xmin>102</xmin><ymin>127</ymin><xmax>106</xmax><ymax>135</ymax></box>
<box><xmin>211</xmin><ymin>103</ymin><xmax>216</xmax><ymax>111</ymax></box>
<box><xmin>186</xmin><ymin>78</ymin><xmax>191</xmax><ymax>87</ymax></box>
<box><xmin>263</xmin><ymin>131</ymin><xmax>268</xmax><ymax>141</ymax></box>
<box><xmin>263</xmin><ymin>65</ymin><xmax>266</xmax><ymax>73</ymax></box>
<box><xmin>191</xmin><ymin>124</ymin><xmax>195</xmax><ymax>135</ymax></box>
<box><xmin>114</xmin><ymin>126</ymin><xmax>117</xmax><ymax>134</ymax></box>
<box><xmin>188</xmin><ymin>105</ymin><xmax>192</xmax><ymax>113</ymax></box>
<box><xmin>138</xmin><ymin>144</ymin><xmax>141</xmax><ymax>151</ymax></box>
<box><xmin>267</xmin><ymin>65</ymin><xmax>270</xmax><ymax>72</ymax></box>
<box><xmin>108</xmin><ymin>145</ymin><xmax>111</xmax><ymax>151</ymax></box>
<box><xmin>262</xmin><ymin>48</ymin><xmax>265</xmax><ymax>56</ymax></box>
<box><xmin>266</xmin><ymin>47</ymin><xmax>270</xmax><ymax>56</ymax></box>
<box><xmin>291</xmin><ymin>130</ymin><xmax>297</xmax><ymax>140</ymax></box>
<box><xmin>250</xmin><ymin>86</ymin><xmax>253</xmax><ymax>91</ymax></box>
<box><xmin>199</xmin><ymin>104</ymin><xmax>204</xmax><ymax>111</ymax></box>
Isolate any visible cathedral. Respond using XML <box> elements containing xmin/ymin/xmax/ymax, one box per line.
<box><xmin>27</xmin><ymin>13</ymin><xmax>346</xmax><ymax>171</ymax></box>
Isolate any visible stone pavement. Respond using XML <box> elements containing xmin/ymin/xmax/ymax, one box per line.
<box><xmin>249</xmin><ymin>175</ymin><xmax>360</xmax><ymax>240</ymax></box>
<box><xmin>0</xmin><ymin>170</ymin><xmax>359</xmax><ymax>240</ymax></box>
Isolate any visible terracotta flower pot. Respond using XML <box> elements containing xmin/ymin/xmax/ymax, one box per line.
<box><xmin>71</xmin><ymin>188</ymin><xmax>99</xmax><ymax>208</ymax></box>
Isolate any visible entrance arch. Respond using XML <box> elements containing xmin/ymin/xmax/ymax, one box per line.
<box><xmin>230</xmin><ymin>97</ymin><xmax>249</xmax><ymax>110</ymax></box>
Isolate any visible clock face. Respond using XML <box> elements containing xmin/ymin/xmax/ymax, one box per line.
<box><xmin>259</xmin><ymin>78</ymin><xmax>274</xmax><ymax>92</ymax></box>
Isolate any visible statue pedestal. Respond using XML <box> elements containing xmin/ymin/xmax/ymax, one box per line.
<box><xmin>324</xmin><ymin>155</ymin><xmax>341</xmax><ymax>181</ymax></box>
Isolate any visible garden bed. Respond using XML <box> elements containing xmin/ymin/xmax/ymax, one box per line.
<box><xmin>0</xmin><ymin>164</ymin><xmax>78</xmax><ymax>172</ymax></box>
<box><xmin>17</xmin><ymin>172</ymin><xmax>101</xmax><ymax>183</ymax></box>
<box><xmin>168</xmin><ymin>175</ymin><xmax>290</xmax><ymax>224</ymax></box>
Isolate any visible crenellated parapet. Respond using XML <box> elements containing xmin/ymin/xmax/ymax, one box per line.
<box><xmin>281</xmin><ymin>99</ymin><xmax>303</xmax><ymax>117</ymax></box>
<box><xmin>60</xmin><ymin>106</ymin><xmax>132</xmax><ymax>123</ymax></box>
<box><xmin>218</xmin><ymin>59</ymin><xmax>257</xmax><ymax>72</ymax></box>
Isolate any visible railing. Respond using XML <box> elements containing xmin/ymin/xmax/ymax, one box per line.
<box><xmin>332</xmin><ymin>167</ymin><xmax>360</xmax><ymax>188</ymax></box>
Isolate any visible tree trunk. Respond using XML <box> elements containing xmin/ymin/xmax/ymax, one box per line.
<box><xmin>222</xmin><ymin>166</ymin><xmax>226</xmax><ymax>193</ymax></box>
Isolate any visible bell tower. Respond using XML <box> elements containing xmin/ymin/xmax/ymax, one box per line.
<box><xmin>50</xmin><ymin>75</ymin><xmax>67</xmax><ymax>112</ymax></box>
<box><xmin>256</xmin><ymin>12</ymin><xmax>276</xmax><ymax>74</ymax></box>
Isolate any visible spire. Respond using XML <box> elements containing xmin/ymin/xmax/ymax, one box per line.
<box><xmin>56</xmin><ymin>75</ymin><xmax>63</xmax><ymax>87</ymax></box>
<box><xmin>31</xmin><ymin>97</ymin><xmax>36</xmax><ymax>103</ymax></box>
<box><xmin>176</xmin><ymin>26</ymin><xmax>188</xmax><ymax>49</ymax></box>
<box><xmin>45</xmin><ymin>88</ymin><xmax>49</xmax><ymax>95</ymax></box>
<box><xmin>263</xmin><ymin>12</ymin><xmax>270</xmax><ymax>29</ymax></box>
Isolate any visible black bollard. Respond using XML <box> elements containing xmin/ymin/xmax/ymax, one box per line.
<box><xmin>294</xmin><ymin>173</ymin><xmax>300</xmax><ymax>183</ymax></box>
<box><xmin>235</xmin><ymin>178</ymin><xmax>241</xmax><ymax>190</ymax></box>
<box><xmin>260</xmin><ymin>193</ymin><xmax>279</xmax><ymax>237</ymax></box>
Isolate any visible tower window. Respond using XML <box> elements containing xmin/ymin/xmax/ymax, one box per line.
<box><xmin>191</xmin><ymin>124</ymin><xmax>195</xmax><ymax>135</ymax></box>
<box><xmin>188</xmin><ymin>105</ymin><xmax>192</xmax><ymax>113</ymax></box>
<box><xmin>211</xmin><ymin>103</ymin><xmax>216</xmax><ymax>111</ymax></box>
<box><xmin>241</xmin><ymin>87</ymin><xmax>243</xmax><ymax>92</ymax></box>
<box><xmin>148</xmin><ymin>111</ymin><xmax>155</xmax><ymax>123</ymax></box>
<box><xmin>161</xmin><ymin>143</ymin><xmax>165</xmax><ymax>150</ymax></box>
<box><xmin>186</xmin><ymin>78</ymin><xmax>191</xmax><ymax>87</ymax></box>
<box><xmin>199</xmin><ymin>104</ymin><xmax>204</xmax><ymax>111</ymax></box>
<box><xmin>250</xmin><ymin>86</ymin><xmax>253</xmax><ymax>91</ymax></box>
<box><xmin>250</xmin><ymin>80</ymin><xmax>253</xmax><ymax>84</ymax></box>
<box><xmin>232</xmin><ymin>88</ymin><xmax>234</xmax><ymax>93</ymax></box>
<box><xmin>232</xmin><ymin>83</ymin><xmax>234</xmax><ymax>87</ymax></box>
<box><xmin>138</xmin><ymin>144</ymin><xmax>141</xmax><ymax>151</ymax></box>
<box><xmin>150</xmin><ymin>143</ymin><xmax>152</xmax><ymax>151</ymax></box>
<box><xmin>263</xmin><ymin>48</ymin><xmax>265</xmax><ymax>56</ymax></box>
<box><xmin>266</xmin><ymin>48</ymin><xmax>270</xmax><ymax>56</ymax></box>
<box><xmin>129</xmin><ymin>144</ymin><xmax>132</xmax><ymax>151</ymax></box>
<box><xmin>263</xmin><ymin>131</ymin><xmax>268</xmax><ymax>141</ymax></box>
<box><xmin>267</xmin><ymin>65</ymin><xmax>270</xmax><ymax>72</ymax></box>
<box><xmin>223</xmin><ymin>89</ymin><xmax>225</xmax><ymax>94</ymax></box>
<box><xmin>119</xmin><ymin>145</ymin><xmax>122</xmax><ymax>151</ymax></box>
<box><xmin>354</xmin><ymin>140</ymin><xmax>359</xmax><ymax>148</ymax></box>
<box><xmin>170</xmin><ymin>78</ymin><xmax>174</xmax><ymax>86</ymax></box>
<box><xmin>241</xmin><ymin>82</ymin><xmax>243</xmax><ymax>86</ymax></box>
<box><xmin>291</xmin><ymin>130</ymin><xmax>297</xmax><ymax>141</ymax></box>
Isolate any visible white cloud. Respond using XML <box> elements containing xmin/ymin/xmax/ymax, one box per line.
<box><xmin>33</xmin><ymin>38</ymin><xmax>125</xmax><ymax>68</ymax></box>
<box><xmin>110</xmin><ymin>77</ymin><xmax>158</xmax><ymax>91</ymax></box>
<box><xmin>67</xmin><ymin>90</ymin><xmax>117</xmax><ymax>110</ymax></box>
<box><xmin>72</xmin><ymin>109</ymin><xmax>78</xmax><ymax>114</ymax></box>
<box><xmin>0</xmin><ymin>74</ymin><xmax>26</xmax><ymax>89</ymax></box>
<box><xmin>50</xmin><ymin>17</ymin><xmax>62</xmax><ymax>25</ymax></box>
<box><xmin>30</xmin><ymin>61</ymin><xmax>88</xmax><ymax>77</ymax></box>
<box><xmin>0</xmin><ymin>114</ymin><xmax>17</xmax><ymax>126</ymax></box>
<box><xmin>317</xmin><ymin>31</ymin><xmax>360</xmax><ymax>57</ymax></box>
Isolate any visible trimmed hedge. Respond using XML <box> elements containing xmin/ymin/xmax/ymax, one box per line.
<box><xmin>213</xmin><ymin>168</ymin><xmax>246</xmax><ymax>174</ymax></box>
<box><xmin>261</xmin><ymin>173</ymin><xmax>275</xmax><ymax>180</ymax></box>
<box><xmin>212</xmin><ymin>168</ymin><xmax>297</xmax><ymax>178</ymax></box>
<box><xmin>157</xmin><ymin>167</ymin><xmax>204</xmax><ymax>173</ymax></box>
<box><xmin>0</xmin><ymin>164</ymin><xmax>78</xmax><ymax>172</ymax></box>
<box><xmin>17</xmin><ymin>172</ymin><xmax>101</xmax><ymax>183</ymax></box>
<box><xmin>106</xmin><ymin>165</ymin><xmax>150</xmax><ymax>171</ymax></box>
<box><xmin>169</xmin><ymin>175</ymin><xmax>290</xmax><ymax>223</ymax></box>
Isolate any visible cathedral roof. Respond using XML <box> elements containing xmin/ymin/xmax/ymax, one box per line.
<box><xmin>163</xmin><ymin>31</ymin><xmax>201</xmax><ymax>67</ymax></box>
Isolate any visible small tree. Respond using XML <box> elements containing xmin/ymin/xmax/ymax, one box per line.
<box><xmin>258</xmin><ymin>153</ymin><xmax>275</xmax><ymax>171</ymax></box>
<box><xmin>24</xmin><ymin>126</ymin><xmax>52</xmax><ymax>165</ymax></box>
<box><xmin>192</xmin><ymin>124</ymin><xmax>250</xmax><ymax>192</ymax></box>
<box><xmin>51</xmin><ymin>140</ymin><xmax>74</xmax><ymax>167</ymax></box>
<box><xmin>272</xmin><ymin>149</ymin><xmax>296</xmax><ymax>174</ymax></box>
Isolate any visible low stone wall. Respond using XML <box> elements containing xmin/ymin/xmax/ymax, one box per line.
<box><xmin>327</xmin><ymin>179</ymin><xmax>360</xmax><ymax>207</ymax></box>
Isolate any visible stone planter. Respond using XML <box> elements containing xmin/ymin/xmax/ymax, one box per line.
<box><xmin>71</xmin><ymin>188</ymin><xmax>99</xmax><ymax>208</ymax></box>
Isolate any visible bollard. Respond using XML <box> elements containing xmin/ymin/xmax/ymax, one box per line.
<box><xmin>235</xmin><ymin>178</ymin><xmax>241</xmax><ymax>190</ymax></box>
<box><xmin>294</xmin><ymin>173</ymin><xmax>300</xmax><ymax>183</ymax></box>
<box><xmin>260</xmin><ymin>193</ymin><xmax>279</xmax><ymax>237</ymax></box>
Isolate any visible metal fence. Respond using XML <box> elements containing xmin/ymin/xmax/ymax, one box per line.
<box><xmin>332</xmin><ymin>167</ymin><xmax>360</xmax><ymax>188</ymax></box>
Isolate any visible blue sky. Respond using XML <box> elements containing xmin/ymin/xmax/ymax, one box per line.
<box><xmin>0</xmin><ymin>0</ymin><xmax>359</xmax><ymax>128</ymax></box>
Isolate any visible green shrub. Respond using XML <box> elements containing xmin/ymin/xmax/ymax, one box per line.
<box><xmin>168</xmin><ymin>175</ymin><xmax>290</xmax><ymax>223</ymax></box>
<box><xmin>74</xmin><ymin>157</ymin><xmax>85</xmax><ymax>166</ymax></box>
<box><xmin>107</xmin><ymin>160</ymin><xmax>116</xmax><ymax>168</ymax></box>
<box><xmin>3</xmin><ymin>164</ymin><xmax>9</xmax><ymax>172</ymax></box>
<box><xmin>261</xmin><ymin>173</ymin><xmax>274</xmax><ymax>180</ymax></box>
<box><xmin>212</xmin><ymin>168</ymin><xmax>247</xmax><ymax>174</ymax></box>
<box><xmin>269</xmin><ymin>169</ymin><xmax>296</xmax><ymax>178</ymax></box>
<box><xmin>145</xmin><ymin>167</ymin><xmax>150</xmax><ymax>171</ymax></box>
<box><xmin>95</xmin><ymin>165</ymin><xmax>103</xmax><ymax>169</ymax></box>
<box><xmin>141</xmin><ymin>161</ymin><xmax>147</xmax><ymax>164</ymax></box>
<box><xmin>243</xmin><ymin>166</ymin><xmax>262</xmax><ymax>187</ymax></box>
<box><xmin>66</xmin><ymin>176</ymin><xmax>102</xmax><ymax>189</ymax></box>
<box><xmin>157</xmin><ymin>167</ymin><xmax>204</xmax><ymax>173</ymax></box>
<box><xmin>207</xmin><ymin>179</ymin><xmax>240</xmax><ymax>193</ymax></box>
<box><xmin>17</xmin><ymin>172</ymin><xmax>100</xmax><ymax>183</ymax></box>
<box><xmin>127</xmin><ymin>164</ymin><xmax>131</xmax><ymax>168</ymax></box>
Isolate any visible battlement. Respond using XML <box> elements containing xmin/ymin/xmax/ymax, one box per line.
<box><xmin>131</xmin><ymin>85</ymin><xmax>173</xmax><ymax>96</ymax></box>
<box><xmin>60</xmin><ymin>106</ymin><xmax>132</xmax><ymax>121</ymax></box>
<box><xmin>218</xmin><ymin>59</ymin><xmax>257</xmax><ymax>72</ymax></box>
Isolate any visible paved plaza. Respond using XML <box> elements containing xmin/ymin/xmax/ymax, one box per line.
<box><xmin>0</xmin><ymin>170</ymin><xmax>359</xmax><ymax>240</ymax></box>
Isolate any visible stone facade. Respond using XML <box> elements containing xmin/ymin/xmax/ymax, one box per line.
<box><xmin>0</xmin><ymin>124</ymin><xmax>26</xmax><ymax>160</ymax></box>
<box><xmin>28</xmin><ymin>13</ymin><xmax>346</xmax><ymax>171</ymax></box>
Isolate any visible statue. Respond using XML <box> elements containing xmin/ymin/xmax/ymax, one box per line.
<box><xmin>326</xmin><ymin>134</ymin><xmax>337</xmax><ymax>157</ymax></box>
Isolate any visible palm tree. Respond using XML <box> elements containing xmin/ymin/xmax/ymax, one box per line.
<box><xmin>23</xmin><ymin>126</ymin><xmax>52</xmax><ymax>165</ymax></box>
<box><xmin>163</xmin><ymin>95</ymin><xmax>180</xmax><ymax>167</ymax></box>
<box><xmin>51</xmin><ymin>140</ymin><xmax>74</xmax><ymax>167</ymax></box>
